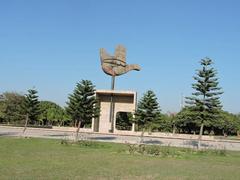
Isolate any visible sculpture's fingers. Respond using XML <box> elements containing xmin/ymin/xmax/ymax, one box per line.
<box><xmin>115</xmin><ymin>45</ymin><xmax>126</xmax><ymax>63</ymax></box>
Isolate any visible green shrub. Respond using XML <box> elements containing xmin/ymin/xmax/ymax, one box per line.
<box><xmin>137</xmin><ymin>144</ymin><xmax>146</xmax><ymax>155</ymax></box>
<box><xmin>76</xmin><ymin>140</ymin><xmax>101</xmax><ymax>148</ymax></box>
<box><xmin>126</xmin><ymin>144</ymin><xmax>137</xmax><ymax>154</ymax></box>
<box><xmin>60</xmin><ymin>139</ymin><xmax>70</xmax><ymax>145</ymax></box>
<box><xmin>126</xmin><ymin>143</ymin><xmax>228</xmax><ymax>157</ymax></box>
<box><xmin>211</xmin><ymin>148</ymin><xmax>227</xmax><ymax>156</ymax></box>
<box><xmin>146</xmin><ymin>145</ymin><xmax>160</xmax><ymax>156</ymax></box>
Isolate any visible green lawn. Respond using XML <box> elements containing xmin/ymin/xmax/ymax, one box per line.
<box><xmin>0</xmin><ymin>137</ymin><xmax>240</xmax><ymax>180</ymax></box>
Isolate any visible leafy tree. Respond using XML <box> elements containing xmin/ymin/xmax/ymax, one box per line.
<box><xmin>153</xmin><ymin>112</ymin><xmax>182</xmax><ymax>134</ymax></box>
<box><xmin>171</xmin><ymin>108</ymin><xmax>240</xmax><ymax>136</ymax></box>
<box><xmin>22</xmin><ymin>89</ymin><xmax>41</xmax><ymax>134</ymax></box>
<box><xmin>175</xmin><ymin>107</ymin><xmax>199</xmax><ymax>134</ymax></box>
<box><xmin>0</xmin><ymin>101</ymin><xmax>5</xmax><ymax>122</ymax></box>
<box><xmin>134</xmin><ymin>90</ymin><xmax>162</xmax><ymax>141</ymax></box>
<box><xmin>66</xmin><ymin>80</ymin><xmax>100</xmax><ymax>141</ymax></box>
<box><xmin>186</xmin><ymin>58</ymin><xmax>223</xmax><ymax>148</ymax></box>
<box><xmin>217</xmin><ymin>111</ymin><xmax>240</xmax><ymax>136</ymax></box>
<box><xmin>39</xmin><ymin>101</ymin><xmax>67</xmax><ymax>126</ymax></box>
<box><xmin>237</xmin><ymin>114</ymin><xmax>240</xmax><ymax>136</ymax></box>
<box><xmin>47</xmin><ymin>107</ymin><xmax>68</xmax><ymax>126</ymax></box>
<box><xmin>161</xmin><ymin>113</ymin><xmax>177</xmax><ymax>134</ymax></box>
<box><xmin>0</xmin><ymin>92</ymin><xmax>25</xmax><ymax>124</ymax></box>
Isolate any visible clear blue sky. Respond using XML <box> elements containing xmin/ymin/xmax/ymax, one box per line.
<box><xmin>1</xmin><ymin>0</ymin><xmax>240</xmax><ymax>113</ymax></box>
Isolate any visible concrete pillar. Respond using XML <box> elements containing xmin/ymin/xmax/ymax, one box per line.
<box><xmin>91</xmin><ymin>118</ymin><xmax>94</xmax><ymax>132</ymax></box>
<box><xmin>132</xmin><ymin>123</ymin><xmax>135</xmax><ymax>132</ymax></box>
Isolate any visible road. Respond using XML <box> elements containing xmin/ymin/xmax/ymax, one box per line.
<box><xmin>1</xmin><ymin>126</ymin><xmax>240</xmax><ymax>151</ymax></box>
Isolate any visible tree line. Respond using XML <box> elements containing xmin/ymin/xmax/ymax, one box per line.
<box><xmin>0</xmin><ymin>81</ymin><xmax>99</xmax><ymax>130</ymax></box>
<box><xmin>133</xmin><ymin>58</ymin><xmax>240</xmax><ymax>138</ymax></box>
<box><xmin>0</xmin><ymin>91</ymin><xmax>68</xmax><ymax>127</ymax></box>
<box><xmin>0</xmin><ymin>58</ymin><xmax>240</xmax><ymax>138</ymax></box>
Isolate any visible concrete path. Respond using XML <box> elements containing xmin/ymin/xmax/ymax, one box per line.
<box><xmin>1</xmin><ymin>126</ymin><xmax>240</xmax><ymax>151</ymax></box>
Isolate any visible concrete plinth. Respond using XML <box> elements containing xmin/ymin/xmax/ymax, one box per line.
<box><xmin>93</xmin><ymin>90</ymin><xmax>137</xmax><ymax>133</ymax></box>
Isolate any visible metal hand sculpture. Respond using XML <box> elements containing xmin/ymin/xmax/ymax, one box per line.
<box><xmin>100</xmin><ymin>45</ymin><xmax>141</xmax><ymax>76</ymax></box>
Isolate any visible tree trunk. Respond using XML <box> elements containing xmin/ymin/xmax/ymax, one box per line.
<box><xmin>222</xmin><ymin>129</ymin><xmax>227</xmax><ymax>137</ymax></box>
<box><xmin>74</xmin><ymin>120</ymin><xmax>77</xmax><ymax>128</ymax></box>
<box><xmin>172</xmin><ymin>124</ymin><xmax>176</xmax><ymax>135</ymax></box>
<box><xmin>140</xmin><ymin>128</ymin><xmax>145</xmax><ymax>144</ymax></box>
<box><xmin>224</xmin><ymin>131</ymin><xmax>227</xmax><ymax>137</ymax></box>
<box><xmin>22</xmin><ymin>114</ymin><xmax>29</xmax><ymax>136</ymax></box>
<box><xmin>75</xmin><ymin>120</ymin><xmax>81</xmax><ymax>142</ymax></box>
<box><xmin>198</xmin><ymin>123</ymin><xmax>204</xmax><ymax>149</ymax></box>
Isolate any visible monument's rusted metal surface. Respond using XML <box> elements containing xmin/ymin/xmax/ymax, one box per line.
<box><xmin>99</xmin><ymin>45</ymin><xmax>141</xmax><ymax>133</ymax></box>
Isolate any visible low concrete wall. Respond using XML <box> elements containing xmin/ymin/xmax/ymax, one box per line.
<box><xmin>114</xmin><ymin>129</ymin><xmax>215</xmax><ymax>140</ymax></box>
<box><xmin>3</xmin><ymin>125</ymin><xmax>237</xmax><ymax>142</ymax></box>
<box><xmin>52</xmin><ymin>126</ymin><xmax>235</xmax><ymax>141</ymax></box>
<box><xmin>52</xmin><ymin>126</ymin><xmax>93</xmax><ymax>133</ymax></box>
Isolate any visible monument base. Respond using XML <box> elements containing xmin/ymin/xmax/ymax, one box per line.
<box><xmin>93</xmin><ymin>90</ymin><xmax>137</xmax><ymax>133</ymax></box>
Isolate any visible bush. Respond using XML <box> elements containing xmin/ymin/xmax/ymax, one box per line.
<box><xmin>137</xmin><ymin>144</ymin><xmax>146</xmax><ymax>155</ymax></box>
<box><xmin>211</xmin><ymin>148</ymin><xmax>227</xmax><ymax>156</ymax></box>
<box><xmin>127</xmin><ymin>144</ymin><xmax>173</xmax><ymax>157</ymax></box>
<box><xmin>127</xmin><ymin>144</ymin><xmax>137</xmax><ymax>154</ymax></box>
<box><xmin>126</xmin><ymin>143</ymin><xmax>227</xmax><ymax>157</ymax></box>
<box><xmin>60</xmin><ymin>139</ymin><xmax>69</xmax><ymax>145</ymax></box>
<box><xmin>76</xmin><ymin>140</ymin><xmax>101</xmax><ymax>148</ymax></box>
<box><xmin>60</xmin><ymin>139</ymin><xmax>110</xmax><ymax>149</ymax></box>
<box><xmin>146</xmin><ymin>145</ymin><xmax>160</xmax><ymax>156</ymax></box>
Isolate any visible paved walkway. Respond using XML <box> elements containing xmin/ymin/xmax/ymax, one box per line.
<box><xmin>1</xmin><ymin>126</ymin><xmax>240</xmax><ymax>151</ymax></box>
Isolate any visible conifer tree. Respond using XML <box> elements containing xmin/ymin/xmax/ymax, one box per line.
<box><xmin>186</xmin><ymin>57</ymin><xmax>223</xmax><ymax>148</ymax></box>
<box><xmin>135</xmin><ymin>90</ymin><xmax>162</xmax><ymax>138</ymax></box>
<box><xmin>66</xmin><ymin>80</ymin><xmax>100</xmax><ymax>141</ymax></box>
<box><xmin>22</xmin><ymin>89</ymin><xmax>40</xmax><ymax>134</ymax></box>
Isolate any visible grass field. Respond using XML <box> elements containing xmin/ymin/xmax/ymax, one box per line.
<box><xmin>0</xmin><ymin>137</ymin><xmax>240</xmax><ymax>180</ymax></box>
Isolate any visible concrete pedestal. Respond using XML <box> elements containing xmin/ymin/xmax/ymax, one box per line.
<box><xmin>93</xmin><ymin>90</ymin><xmax>137</xmax><ymax>133</ymax></box>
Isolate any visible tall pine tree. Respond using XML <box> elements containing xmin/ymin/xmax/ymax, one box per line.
<box><xmin>186</xmin><ymin>58</ymin><xmax>223</xmax><ymax>148</ymax></box>
<box><xmin>66</xmin><ymin>80</ymin><xmax>100</xmax><ymax>141</ymax></box>
<box><xmin>22</xmin><ymin>89</ymin><xmax>40</xmax><ymax>134</ymax></box>
<box><xmin>135</xmin><ymin>90</ymin><xmax>162</xmax><ymax>133</ymax></box>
